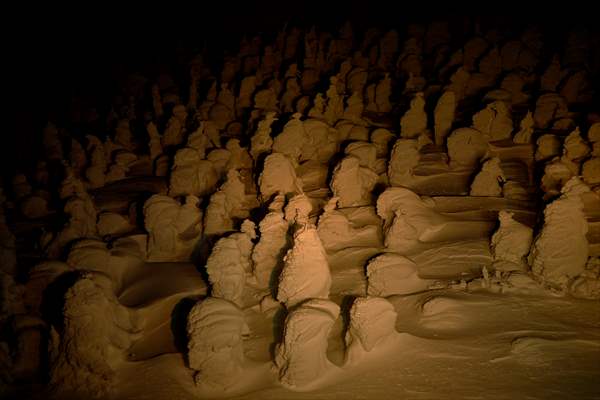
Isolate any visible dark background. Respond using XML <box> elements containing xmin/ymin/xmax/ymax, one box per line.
<box><xmin>4</xmin><ymin>2</ymin><xmax>598</xmax><ymax>181</ymax></box>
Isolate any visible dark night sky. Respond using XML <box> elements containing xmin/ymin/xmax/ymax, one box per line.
<box><xmin>4</xmin><ymin>2</ymin><xmax>597</xmax><ymax>179</ymax></box>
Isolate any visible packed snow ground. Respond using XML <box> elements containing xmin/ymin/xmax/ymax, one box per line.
<box><xmin>112</xmin><ymin>283</ymin><xmax>600</xmax><ymax>400</ymax></box>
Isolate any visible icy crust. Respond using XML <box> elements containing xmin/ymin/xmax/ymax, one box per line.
<box><xmin>529</xmin><ymin>177</ymin><xmax>590</xmax><ymax>288</ymax></box>
<box><xmin>49</xmin><ymin>274</ymin><xmax>135</xmax><ymax>399</ymax></box>
<box><xmin>345</xmin><ymin>297</ymin><xmax>398</xmax><ymax>361</ymax></box>
<box><xmin>274</xmin><ymin>299</ymin><xmax>340</xmax><ymax>388</ymax></box>
<box><xmin>277</xmin><ymin>225</ymin><xmax>331</xmax><ymax>307</ymax></box>
<box><xmin>186</xmin><ymin>298</ymin><xmax>249</xmax><ymax>390</ymax></box>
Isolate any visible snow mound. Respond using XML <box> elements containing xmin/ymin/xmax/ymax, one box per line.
<box><xmin>49</xmin><ymin>273</ymin><xmax>135</xmax><ymax>398</ymax></box>
<box><xmin>277</xmin><ymin>225</ymin><xmax>331</xmax><ymax>307</ymax></box>
<box><xmin>345</xmin><ymin>297</ymin><xmax>398</xmax><ymax>358</ymax></box>
<box><xmin>274</xmin><ymin>299</ymin><xmax>340</xmax><ymax>388</ymax></box>
<box><xmin>186</xmin><ymin>297</ymin><xmax>249</xmax><ymax>390</ymax></box>
<box><xmin>367</xmin><ymin>253</ymin><xmax>434</xmax><ymax>296</ymax></box>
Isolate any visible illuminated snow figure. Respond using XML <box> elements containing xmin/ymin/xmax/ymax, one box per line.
<box><xmin>434</xmin><ymin>90</ymin><xmax>456</xmax><ymax>145</ymax></box>
<box><xmin>206</xmin><ymin>220</ymin><xmax>256</xmax><ymax>306</ymax></box>
<box><xmin>447</xmin><ymin>127</ymin><xmax>489</xmax><ymax>166</ymax></box>
<box><xmin>400</xmin><ymin>92</ymin><xmax>427</xmax><ymax>138</ymax></box>
<box><xmin>204</xmin><ymin>169</ymin><xmax>248</xmax><ymax>237</ymax></box>
<box><xmin>0</xmin><ymin>207</ymin><xmax>16</xmax><ymax>275</ymax></box>
<box><xmin>187</xmin><ymin>298</ymin><xmax>249</xmax><ymax>390</ymax></box>
<box><xmin>47</xmin><ymin>172</ymin><xmax>98</xmax><ymax>258</ymax></box>
<box><xmin>273</xmin><ymin>113</ymin><xmax>305</xmax><ymax>162</ymax></box>
<box><xmin>388</xmin><ymin>138</ymin><xmax>419</xmax><ymax>186</ymax></box>
<box><xmin>366</xmin><ymin>253</ymin><xmax>433</xmax><ymax>296</ymax></box>
<box><xmin>317</xmin><ymin>197</ymin><xmax>382</xmax><ymax>252</ymax></box>
<box><xmin>258</xmin><ymin>153</ymin><xmax>303</xmax><ymax>201</ymax></box>
<box><xmin>146</xmin><ymin>121</ymin><xmax>163</xmax><ymax>162</ymax></box>
<box><xmin>168</xmin><ymin>147</ymin><xmax>219</xmax><ymax>198</ymax></box>
<box><xmin>250</xmin><ymin>111</ymin><xmax>277</xmax><ymax>161</ymax></box>
<box><xmin>48</xmin><ymin>273</ymin><xmax>134</xmax><ymax>399</ymax></box>
<box><xmin>374</xmin><ymin>74</ymin><xmax>392</xmax><ymax>113</ymax></box>
<box><xmin>277</xmin><ymin>197</ymin><xmax>331</xmax><ymax>307</ymax></box>
<box><xmin>284</xmin><ymin>193</ymin><xmax>313</xmax><ymax>227</ymax></box>
<box><xmin>534</xmin><ymin>134</ymin><xmax>561</xmax><ymax>162</ymax></box>
<box><xmin>105</xmin><ymin>151</ymin><xmax>137</xmax><ymax>183</ymax></box>
<box><xmin>533</xmin><ymin>93</ymin><xmax>568</xmax><ymax>129</ymax></box>
<box><xmin>377</xmin><ymin>187</ymin><xmax>443</xmax><ymax>253</ymax></box>
<box><xmin>85</xmin><ymin>135</ymin><xmax>107</xmax><ymax>189</ymax></box>
<box><xmin>563</xmin><ymin>127</ymin><xmax>590</xmax><ymax>164</ymax></box>
<box><xmin>513</xmin><ymin>111</ymin><xmax>534</xmax><ymax>144</ymax></box>
<box><xmin>344</xmin><ymin>141</ymin><xmax>378</xmax><ymax>170</ymax></box>
<box><xmin>252</xmin><ymin>195</ymin><xmax>289</xmax><ymax>289</ymax></box>
<box><xmin>114</xmin><ymin>119</ymin><xmax>135</xmax><ymax>150</ymax></box>
<box><xmin>345</xmin><ymin>297</ymin><xmax>398</xmax><ymax>362</ymax></box>
<box><xmin>277</xmin><ymin>223</ymin><xmax>331</xmax><ymax>308</ymax></box>
<box><xmin>330</xmin><ymin>156</ymin><xmax>378</xmax><ymax>208</ymax></box>
<box><xmin>470</xmin><ymin>157</ymin><xmax>505</xmax><ymax>197</ymax></box>
<box><xmin>529</xmin><ymin>177</ymin><xmax>590</xmax><ymax>289</ymax></box>
<box><xmin>143</xmin><ymin>194</ymin><xmax>203</xmax><ymax>262</ymax></box>
<box><xmin>540</xmin><ymin>157</ymin><xmax>575</xmax><ymax>198</ymax></box>
<box><xmin>582</xmin><ymin>157</ymin><xmax>600</xmax><ymax>187</ymax></box>
<box><xmin>471</xmin><ymin>100</ymin><xmax>513</xmax><ymax>141</ymax></box>
<box><xmin>224</xmin><ymin>138</ymin><xmax>253</xmax><ymax>171</ymax></box>
<box><xmin>162</xmin><ymin>104</ymin><xmax>187</xmax><ymax>147</ymax></box>
<box><xmin>490</xmin><ymin>211</ymin><xmax>533</xmax><ymax>273</ymax></box>
<box><xmin>274</xmin><ymin>299</ymin><xmax>340</xmax><ymax>388</ymax></box>
<box><xmin>569</xmin><ymin>257</ymin><xmax>600</xmax><ymax>300</ymax></box>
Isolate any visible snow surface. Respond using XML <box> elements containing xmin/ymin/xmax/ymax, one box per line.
<box><xmin>110</xmin><ymin>278</ymin><xmax>600</xmax><ymax>400</ymax></box>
